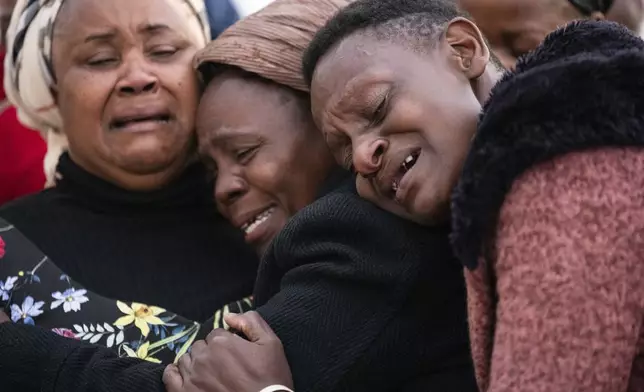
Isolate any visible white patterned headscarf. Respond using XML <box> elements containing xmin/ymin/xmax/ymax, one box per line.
<box><xmin>4</xmin><ymin>0</ymin><xmax>210</xmax><ymax>186</ymax></box>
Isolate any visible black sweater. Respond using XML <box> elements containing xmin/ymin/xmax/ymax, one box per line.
<box><xmin>255</xmin><ymin>182</ymin><xmax>476</xmax><ymax>391</ymax></box>
<box><xmin>0</xmin><ymin>153</ymin><xmax>259</xmax><ymax>320</ymax></box>
<box><xmin>0</xmin><ymin>180</ymin><xmax>476</xmax><ymax>392</ymax></box>
<box><xmin>0</xmin><ymin>154</ymin><xmax>258</xmax><ymax>392</ymax></box>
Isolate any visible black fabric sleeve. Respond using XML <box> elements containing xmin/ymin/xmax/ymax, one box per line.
<box><xmin>254</xmin><ymin>192</ymin><xmax>423</xmax><ymax>392</ymax></box>
<box><xmin>0</xmin><ymin>322</ymin><xmax>166</xmax><ymax>392</ymax></box>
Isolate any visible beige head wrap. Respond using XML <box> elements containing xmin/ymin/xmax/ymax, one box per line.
<box><xmin>194</xmin><ymin>0</ymin><xmax>352</xmax><ymax>93</ymax></box>
<box><xmin>4</xmin><ymin>0</ymin><xmax>210</xmax><ymax>186</ymax></box>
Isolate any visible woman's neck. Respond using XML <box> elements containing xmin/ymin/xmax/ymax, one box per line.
<box><xmin>54</xmin><ymin>152</ymin><xmax>213</xmax><ymax>211</ymax></box>
<box><xmin>67</xmin><ymin>150</ymin><xmax>196</xmax><ymax>193</ymax></box>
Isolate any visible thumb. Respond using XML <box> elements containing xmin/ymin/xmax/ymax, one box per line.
<box><xmin>162</xmin><ymin>364</ymin><xmax>183</xmax><ymax>391</ymax></box>
<box><xmin>0</xmin><ymin>310</ymin><xmax>10</xmax><ymax>323</ymax></box>
<box><xmin>224</xmin><ymin>311</ymin><xmax>276</xmax><ymax>344</ymax></box>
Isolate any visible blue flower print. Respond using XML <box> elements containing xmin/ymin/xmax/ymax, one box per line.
<box><xmin>11</xmin><ymin>296</ymin><xmax>45</xmax><ymax>325</ymax></box>
<box><xmin>0</xmin><ymin>276</ymin><xmax>18</xmax><ymax>301</ymax></box>
<box><xmin>51</xmin><ymin>288</ymin><xmax>89</xmax><ymax>312</ymax></box>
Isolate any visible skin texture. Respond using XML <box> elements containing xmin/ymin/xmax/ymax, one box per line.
<box><xmin>0</xmin><ymin>0</ymin><xmax>15</xmax><ymax>47</ymax></box>
<box><xmin>310</xmin><ymin>18</ymin><xmax>500</xmax><ymax>225</ymax></box>
<box><xmin>458</xmin><ymin>0</ymin><xmax>643</xmax><ymax>69</ymax></box>
<box><xmin>163</xmin><ymin>312</ymin><xmax>294</xmax><ymax>392</ymax></box>
<box><xmin>197</xmin><ymin>70</ymin><xmax>336</xmax><ymax>255</ymax></box>
<box><xmin>51</xmin><ymin>0</ymin><xmax>200</xmax><ymax>191</ymax></box>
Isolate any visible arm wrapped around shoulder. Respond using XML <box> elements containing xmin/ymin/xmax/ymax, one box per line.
<box><xmin>488</xmin><ymin>148</ymin><xmax>644</xmax><ymax>392</ymax></box>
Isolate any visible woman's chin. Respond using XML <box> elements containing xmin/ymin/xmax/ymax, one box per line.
<box><xmin>244</xmin><ymin>209</ymin><xmax>288</xmax><ymax>256</ymax></box>
<box><xmin>253</xmin><ymin>239</ymin><xmax>273</xmax><ymax>258</ymax></box>
<box><xmin>246</xmin><ymin>227</ymin><xmax>278</xmax><ymax>257</ymax></box>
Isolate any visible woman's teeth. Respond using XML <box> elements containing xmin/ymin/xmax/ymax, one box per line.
<box><xmin>391</xmin><ymin>152</ymin><xmax>419</xmax><ymax>192</ymax></box>
<box><xmin>402</xmin><ymin>153</ymin><xmax>418</xmax><ymax>171</ymax></box>
<box><xmin>241</xmin><ymin>208</ymin><xmax>275</xmax><ymax>234</ymax></box>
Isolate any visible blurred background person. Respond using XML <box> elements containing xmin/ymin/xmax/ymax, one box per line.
<box><xmin>458</xmin><ymin>0</ymin><xmax>644</xmax><ymax>68</ymax></box>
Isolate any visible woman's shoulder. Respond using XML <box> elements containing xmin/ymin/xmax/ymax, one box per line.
<box><xmin>283</xmin><ymin>182</ymin><xmax>449</xmax><ymax>249</ymax></box>
<box><xmin>264</xmin><ymin>182</ymin><xmax>455</xmax><ymax>278</ymax></box>
<box><xmin>500</xmin><ymin>148</ymin><xmax>644</xmax><ymax>234</ymax></box>
<box><xmin>452</xmin><ymin>21</ymin><xmax>644</xmax><ymax>269</ymax></box>
<box><xmin>0</xmin><ymin>188</ymin><xmax>60</xmax><ymax>231</ymax></box>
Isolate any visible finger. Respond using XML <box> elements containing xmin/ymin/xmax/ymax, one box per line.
<box><xmin>191</xmin><ymin>339</ymin><xmax>207</xmax><ymax>354</ymax></box>
<box><xmin>205</xmin><ymin>327</ymin><xmax>237</xmax><ymax>343</ymax></box>
<box><xmin>224</xmin><ymin>311</ymin><xmax>277</xmax><ymax>344</ymax></box>
<box><xmin>0</xmin><ymin>310</ymin><xmax>10</xmax><ymax>323</ymax></box>
<box><xmin>177</xmin><ymin>350</ymin><xmax>192</xmax><ymax>374</ymax></box>
<box><xmin>162</xmin><ymin>364</ymin><xmax>183</xmax><ymax>391</ymax></box>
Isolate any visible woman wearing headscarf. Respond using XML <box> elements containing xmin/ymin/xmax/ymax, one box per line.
<box><xmin>458</xmin><ymin>0</ymin><xmax>643</xmax><ymax>69</ymax></box>
<box><xmin>167</xmin><ymin>1</ymin><xmax>477</xmax><ymax>391</ymax></box>
<box><xmin>0</xmin><ymin>0</ymin><xmax>257</xmax><ymax>322</ymax></box>
<box><xmin>192</xmin><ymin>0</ymin><xmax>348</xmax><ymax>257</ymax></box>
<box><xmin>0</xmin><ymin>0</ymin><xmax>258</xmax><ymax>390</ymax></box>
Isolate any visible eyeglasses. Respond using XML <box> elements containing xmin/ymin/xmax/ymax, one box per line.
<box><xmin>567</xmin><ymin>0</ymin><xmax>614</xmax><ymax>16</ymax></box>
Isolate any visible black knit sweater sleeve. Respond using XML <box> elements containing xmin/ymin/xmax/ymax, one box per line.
<box><xmin>253</xmin><ymin>187</ymin><xmax>436</xmax><ymax>392</ymax></box>
<box><xmin>0</xmin><ymin>322</ymin><xmax>166</xmax><ymax>392</ymax></box>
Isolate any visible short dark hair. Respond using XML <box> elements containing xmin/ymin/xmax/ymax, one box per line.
<box><xmin>302</xmin><ymin>0</ymin><xmax>468</xmax><ymax>87</ymax></box>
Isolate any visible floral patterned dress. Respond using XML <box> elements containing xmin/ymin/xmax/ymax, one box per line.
<box><xmin>0</xmin><ymin>217</ymin><xmax>252</xmax><ymax>364</ymax></box>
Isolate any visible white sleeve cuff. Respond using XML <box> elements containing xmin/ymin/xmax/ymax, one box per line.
<box><xmin>258</xmin><ymin>385</ymin><xmax>294</xmax><ymax>392</ymax></box>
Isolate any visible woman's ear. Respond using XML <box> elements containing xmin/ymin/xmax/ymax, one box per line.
<box><xmin>442</xmin><ymin>17</ymin><xmax>490</xmax><ymax>80</ymax></box>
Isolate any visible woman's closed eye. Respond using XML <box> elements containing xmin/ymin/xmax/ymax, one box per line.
<box><xmin>371</xmin><ymin>92</ymin><xmax>389</xmax><ymax>126</ymax></box>
<box><xmin>149</xmin><ymin>45</ymin><xmax>179</xmax><ymax>59</ymax></box>
<box><xmin>86</xmin><ymin>53</ymin><xmax>118</xmax><ymax>67</ymax></box>
<box><xmin>235</xmin><ymin>145</ymin><xmax>260</xmax><ymax>163</ymax></box>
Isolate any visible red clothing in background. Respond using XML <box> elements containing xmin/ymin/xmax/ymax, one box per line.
<box><xmin>0</xmin><ymin>49</ymin><xmax>47</xmax><ymax>205</ymax></box>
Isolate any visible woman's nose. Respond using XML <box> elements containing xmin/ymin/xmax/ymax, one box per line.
<box><xmin>352</xmin><ymin>137</ymin><xmax>388</xmax><ymax>178</ymax></box>
<box><xmin>116</xmin><ymin>56</ymin><xmax>159</xmax><ymax>96</ymax></box>
<box><xmin>215</xmin><ymin>171</ymin><xmax>248</xmax><ymax>207</ymax></box>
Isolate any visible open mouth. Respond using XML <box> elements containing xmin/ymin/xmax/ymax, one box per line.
<box><xmin>391</xmin><ymin>150</ymin><xmax>420</xmax><ymax>194</ymax></box>
<box><xmin>110</xmin><ymin>114</ymin><xmax>172</xmax><ymax>130</ymax></box>
<box><xmin>240</xmin><ymin>207</ymin><xmax>275</xmax><ymax>235</ymax></box>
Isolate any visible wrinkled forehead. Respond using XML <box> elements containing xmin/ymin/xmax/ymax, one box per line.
<box><xmin>311</xmin><ymin>32</ymin><xmax>420</xmax><ymax>120</ymax></box>
<box><xmin>313</xmin><ymin>35</ymin><xmax>383</xmax><ymax>102</ymax></box>
<box><xmin>197</xmin><ymin>71</ymin><xmax>305</xmax><ymax>142</ymax></box>
<box><xmin>55</xmin><ymin>0</ymin><xmax>197</xmax><ymax>43</ymax></box>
